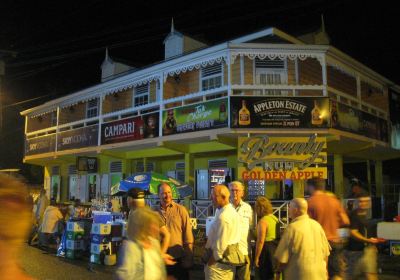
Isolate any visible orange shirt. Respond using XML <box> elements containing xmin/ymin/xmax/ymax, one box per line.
<box><xmin>308</xmin><ymin>191</ymin><xmax>347</xmax><ymax>241</ymax></box>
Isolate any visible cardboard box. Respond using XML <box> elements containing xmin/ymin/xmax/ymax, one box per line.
<box><xmin>66</xmin><ymin>249</ymin><xmax>83</xmax><ymax>260</ymax></box>
<box><xmin>66</xmin><ymin>231</ymin><xmax>84</xmax><ymax>240</ymax></box>
<box><xmin>67</xmin><ymin>221</ymin><xmax>85</xmax><ymax>232</ymax></box>
<box><xmin>90</xmin><ymin>253</ymin><xmax>102</xmax><ymax>264</ymax></box>
<box><xmin>91</xmin><ymin>223</ymin><xmax>112</xmax><ymax>235</ymax></box>
<box><xmin>90</xmin><ymin>242</ymin><xmax>111</xmax><ymax>255</ymax></box>
<box><xmin>66</xmin><ymin>239</ymin><xmax>85</xmax><ymax>250</ymax></box>
<box><xmin>91</xmin><ymin>234</ymin><xmax>109</xmax><ymax>244</ymax></box>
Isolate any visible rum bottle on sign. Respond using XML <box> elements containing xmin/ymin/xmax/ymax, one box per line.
<box><xmin>311</xmin><ymin>100</ymin><xmax>323</xmax><ymax>125</ymax></box>
<box><xmin>239</xmin><ymin>100</ymin><xmax>251</xmax><ymax>126</ymax></box>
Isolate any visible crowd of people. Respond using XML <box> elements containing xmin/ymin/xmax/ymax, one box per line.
<box><xmin>0</xmin><ymin>173</ymin><xmax>387</xmax><ymax>280</ymax></box>
<box><xmin>114</xmin><ymin>179</ymin><xmax>384</xmax><ymax>280</ymax></box>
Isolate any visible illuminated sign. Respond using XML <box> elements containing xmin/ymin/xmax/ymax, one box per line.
<box><xmin>238</xmin><ymin>135</ymin><xmax>327</xmax><ymax>180</ymax></box>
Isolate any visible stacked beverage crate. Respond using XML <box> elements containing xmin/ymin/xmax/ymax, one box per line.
<box><xmin>65</xmin><ymin>221</ymin><xmax>85</xmax><ymax>259</ymax></box>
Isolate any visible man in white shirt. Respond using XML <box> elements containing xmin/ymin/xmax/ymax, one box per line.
<box><xmin>205</xmin><ymin>184</ymin><xmax>241</xmax><ymax>280</ymax></box>
<box><xmin>39</xmin><ymin>200</ymin><xmax>64</xmax><ymax>249</ymax></box>
<box><xmin>274</xmin><ymin>198</ymin><xmax>330</xmax><ymax>280</ymax></box>
<box><xmin>229</xmin><ymin>181</ymin><xmax>252</xmax><ymax>280</ymax></box>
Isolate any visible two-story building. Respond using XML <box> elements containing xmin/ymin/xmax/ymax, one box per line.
<box><xmin>21</xmin><ymin>23</ymin><xmax>400</xmax><ymax>207</ymax></box>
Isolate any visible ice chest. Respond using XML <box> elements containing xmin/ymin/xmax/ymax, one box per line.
<box><xmin>91</xmin><ymin>223</ymin><xmax>112</xmax><ymax>235</ymax></box>
<box><xmin>66</xmin><ymin>249</ymin><xmax>83</xmax><ymax>259</ymax></box>
<box><xmin>66</xmin><ymin>231</ymin><xmax>84</xmax><ymax>240</ymax></box>
<box><xmin>67</xmin><ymin>221</ymin><xmax>85</xmax><ymax>232</ymax></box>
<box><xmin>66</xmin><ymin>239</ymin><xmax>85</xmax><ymax>250</ymax></box>
<box><xmin>90</xmin><ymin>242</ymin><xmax>111</xmax><ymax>254</ymax></box>
<box><xmin>92</xmin><ymin>211</ymin><xmax>113</xmax><ymax>224</ymax></box>
<box><xmin>377</xmin><ymin>222</ymin><xmax>400</xmax><ymax>240</ymax></box>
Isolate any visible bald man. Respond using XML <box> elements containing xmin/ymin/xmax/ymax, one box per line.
<box><xmin>205</xmin><ymin>184</ymin><xmax>242</xmax><ymax>280</ymax></box>
<box><xmin>274</xmin><ymin>198</ymin><xmax>330</xmax><ymax>280</ymax></box>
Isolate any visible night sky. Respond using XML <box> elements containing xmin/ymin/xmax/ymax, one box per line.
<box><xmin>0</xmin><ymin>0</ymin><xmax>399</xmax><ymax>173</ymax></box>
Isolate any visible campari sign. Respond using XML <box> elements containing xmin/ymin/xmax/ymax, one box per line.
<box><xmin>238</xmin><ymin>135</ymin><xmax>327</xmax><ymax>180</ymax></box>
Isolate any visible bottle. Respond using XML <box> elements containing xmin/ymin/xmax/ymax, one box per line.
<box><xmin>238</xmin><ymin>100</ymin><xmax>251</xmax><ymax>126</ymax></box>
<box><xmin>311</xmin><ymin>100</ymin><xmax>323</xmax><ymax>125</ymax></box>
<box><xmin>219</xmin><ymin>102</ymin><xmax>226</xmax><ymax>122</ymax></box>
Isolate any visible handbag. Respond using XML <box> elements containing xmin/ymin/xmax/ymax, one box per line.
<box><xmin>219</xmin><ymin>243</ymin><xmax>246</xmax><ymax>266</ymax></box>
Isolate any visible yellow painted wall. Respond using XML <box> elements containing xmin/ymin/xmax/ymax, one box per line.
<box><xmin>231</xmin><ymin>59</ymin><xmax>241</xmax><ymax>85</ymax></box>
<box><xmin>103</xmin><ymin>89</ymin><xmax>133</xmax><ymax>114</ymax></box>
<box><xmin>59</xmin><ymin>102</ymin><xmax>86</xmax><ymax>125</ymax></box>
<box><xmin>244</xmin><ymin>57</ymin><xmax>254</xmax><ymax>84</ymax></box>
<box><xmin>149</xmin><ymin>81</ymin><xmax>157</xmax><ymax>102</ymax></box>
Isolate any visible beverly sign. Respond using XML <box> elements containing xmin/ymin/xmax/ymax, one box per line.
<box><xmin>238</xmin><ymin>135</ymin><xmax>327</xmax><ymax>180</ymax></box>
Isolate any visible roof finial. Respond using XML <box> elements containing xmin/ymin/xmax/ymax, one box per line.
<box><xmin>105</xmin><ymin>47</ymin><xmax>109</xmax><ymax>59</ymax></box>
<box><xmin>171</xmin><ymin>18</ymin><xmax>175</xmax><ymax>33</ymax></box>
<box><xmin>321</xmin><ymin>14</ymin><xmax>326</xmax><ymax>33</ymax></box>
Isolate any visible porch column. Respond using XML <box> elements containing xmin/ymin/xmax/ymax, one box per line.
<box><xmin>367</xmin><ymin>160</ymin><xmax>372</xmax><ymax>193</ymax></box>
<box><xmin>143</xmin><ymin>157</ymin><xmax>147</xmax><ymax>172</ymax></box>
<box><xmin>184</xmin><ymin>153</ymin><xmax>194</xmax><ymax>211</ymax></box>
<box><xmin>293</xmin><ymin>180</ymin><xmax>305</xmax><ymax>198</ymax></box>
<box><xmin>184</xmin><ymin>152</ymin><xmax>194</xmax><ymax>188</ymax></box>
<box><xmin>374</xmin><ymin>160</ymin><xmax>383</xmax><ymax>197</ymax></box>
<box><xmin>334</xmin><ymin>154</ymin><xmax>344</xmax><ymax>198</ymax></box>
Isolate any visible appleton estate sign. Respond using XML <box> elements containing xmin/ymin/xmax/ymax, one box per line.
<box><xmin>238</xmin><ymin>135</ymin><xmax>327</xmax><ymax>180</ymax></box>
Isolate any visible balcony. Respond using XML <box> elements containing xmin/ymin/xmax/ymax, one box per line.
<box><xmin>22</xmin><ymin>45</ymin><xmax>392</xmax><ymax>159</ymax></box>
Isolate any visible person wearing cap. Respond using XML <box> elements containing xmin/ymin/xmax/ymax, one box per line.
<box><xmin>126</xmin><ymin>188</ymin><xmax>170</xmax><ymax>254</ymax></box>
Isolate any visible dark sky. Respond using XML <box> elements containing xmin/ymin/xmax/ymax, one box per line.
<box><xmin>0</xmin><ymin>0</ymin><xmax>399</xmax><ymax>169</ymax></box>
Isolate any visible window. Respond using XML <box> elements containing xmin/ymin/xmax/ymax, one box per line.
<box><xmin>255</xmin><ymin>58</ymin><xmax>287</xmax><ymax>95</ymax></box>
<box><xmin>86</xmin><ymin>98</ymin><xmax>99</xmax><ymax>118</ymax></box>
<box><xmin>201</xmin><ymin>63</ymin><xmax>223</xmax><ymax>91</ymax></box>
<box><xmin>134</xmin><ymin>84</ymin><xmax>149</xmax><ymax>107</ymax></box>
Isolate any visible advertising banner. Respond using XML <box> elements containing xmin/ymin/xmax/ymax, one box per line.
<box><xmin>239</xmin><ymin>167</ymin><xmax>327</xmax><ymax>180</ymax></box>
<box><xmin>25</xmin><ymin>134</ymin><xmax>56</xmax><ymax>156</ymax></box>
<box><xmin>57</xmin><ymin>125</ymin><xmax>98</xmax><ymax>151</ymax></box>
<box><xmin>162</xmin><ymin>98</ymin><xmax>228</xmax><ymax>136</ymax></box>
<box><xmin>230</xmin><ymin>96</ymin><xmax>330</xmax><ymax>129</ymax></box>
<box><xmin>101</xmin><ymin>112</ymin><xmax>159</xmax><ymax>145</ymax></box>
<box><xmin>237</xmin><ymin>135</ymin><xmax>327</xmax><ymax>179</ymax></box>
<box><xmin>331</xmin><ymin>100</ymin><xmax>388</xmax><ymax>142</ymax></box>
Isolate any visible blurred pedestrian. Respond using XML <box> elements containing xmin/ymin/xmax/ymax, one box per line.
<box><xmin>345</xmin><ymin>195</ymin><xmax>382</xmax><ymax>280</ymax></box>
<box><xmin>127</xmin><ymin>187</ymin><xmax>170</xmax><ymax>254</ymax></box>
<box><xmin>116</xmin><ymin>207</ymin><xmax>174</xmax><ymax>280</ymax></box>
<box><xmin>0</xmin><ymin>174</ymin><xmax>35</xmax><ymax>279</ymax></box>
<box><xmin>254</xmin><ymin>196</ymin><xmax>279</xmax><ymax>280</ymax></box>
<box><xmin>154</xmin><ymin>183</ymin><xmax>194</xmax><ymax>280</ymax></box>
<box><xmin>274</xmin><ymin>198</ymin><xmax>330</xmax><ymax>280</ymax></box>
<box><xmin>229</xmin><ymin>181</ymin><xmax>253</xmax><ymax>280</ymax></box>
<box><xmin>306</xmin><ymin>178</ymin><xmax>350</xmax><ymax>280</ymax></box>
<box><xmin>204</xmin><ymin>184</ymin><xmax>242</xmax><ymax>280</ymax></box>
<box><xmin>35</xmin><ymin>188</ymin><xmax>49</xmax><ymax>226</ymax></box>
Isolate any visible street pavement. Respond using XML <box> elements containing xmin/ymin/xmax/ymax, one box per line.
<box><xmin>20</xmin><ymin>243</ymin><xmax>400</xmax><ymax>279</ymax></box>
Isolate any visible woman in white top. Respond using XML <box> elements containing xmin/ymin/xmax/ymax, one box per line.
<box><xmin>116</xmin><ymin>207</ymin><xmax>168</xmax><ymax>280</ymax></box>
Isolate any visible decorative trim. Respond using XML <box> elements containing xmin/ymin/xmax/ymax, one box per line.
<box><xmin>230</xmin><ymin>50</ymin><xmax>324</xmax><ymax>65</ymax></box>
<box><xmin>163</xmin><ymin>54</ymin><xmax>228</xmax><ymax>82</ymax></box>
<box><xmin>104</xmin><ymin>74</ymin><xmax>161</xmax><ymax>96</ymax></box>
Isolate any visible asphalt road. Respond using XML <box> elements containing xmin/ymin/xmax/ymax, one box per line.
<box><xmin>20</xmin><ymin>244</ymin><xmax>114</xmax><ymax>280</ymax></box>
<box><xmin>19</xmin><ymin>243</ymin><xmax>400</xmax><ymax>280</ymax></box>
